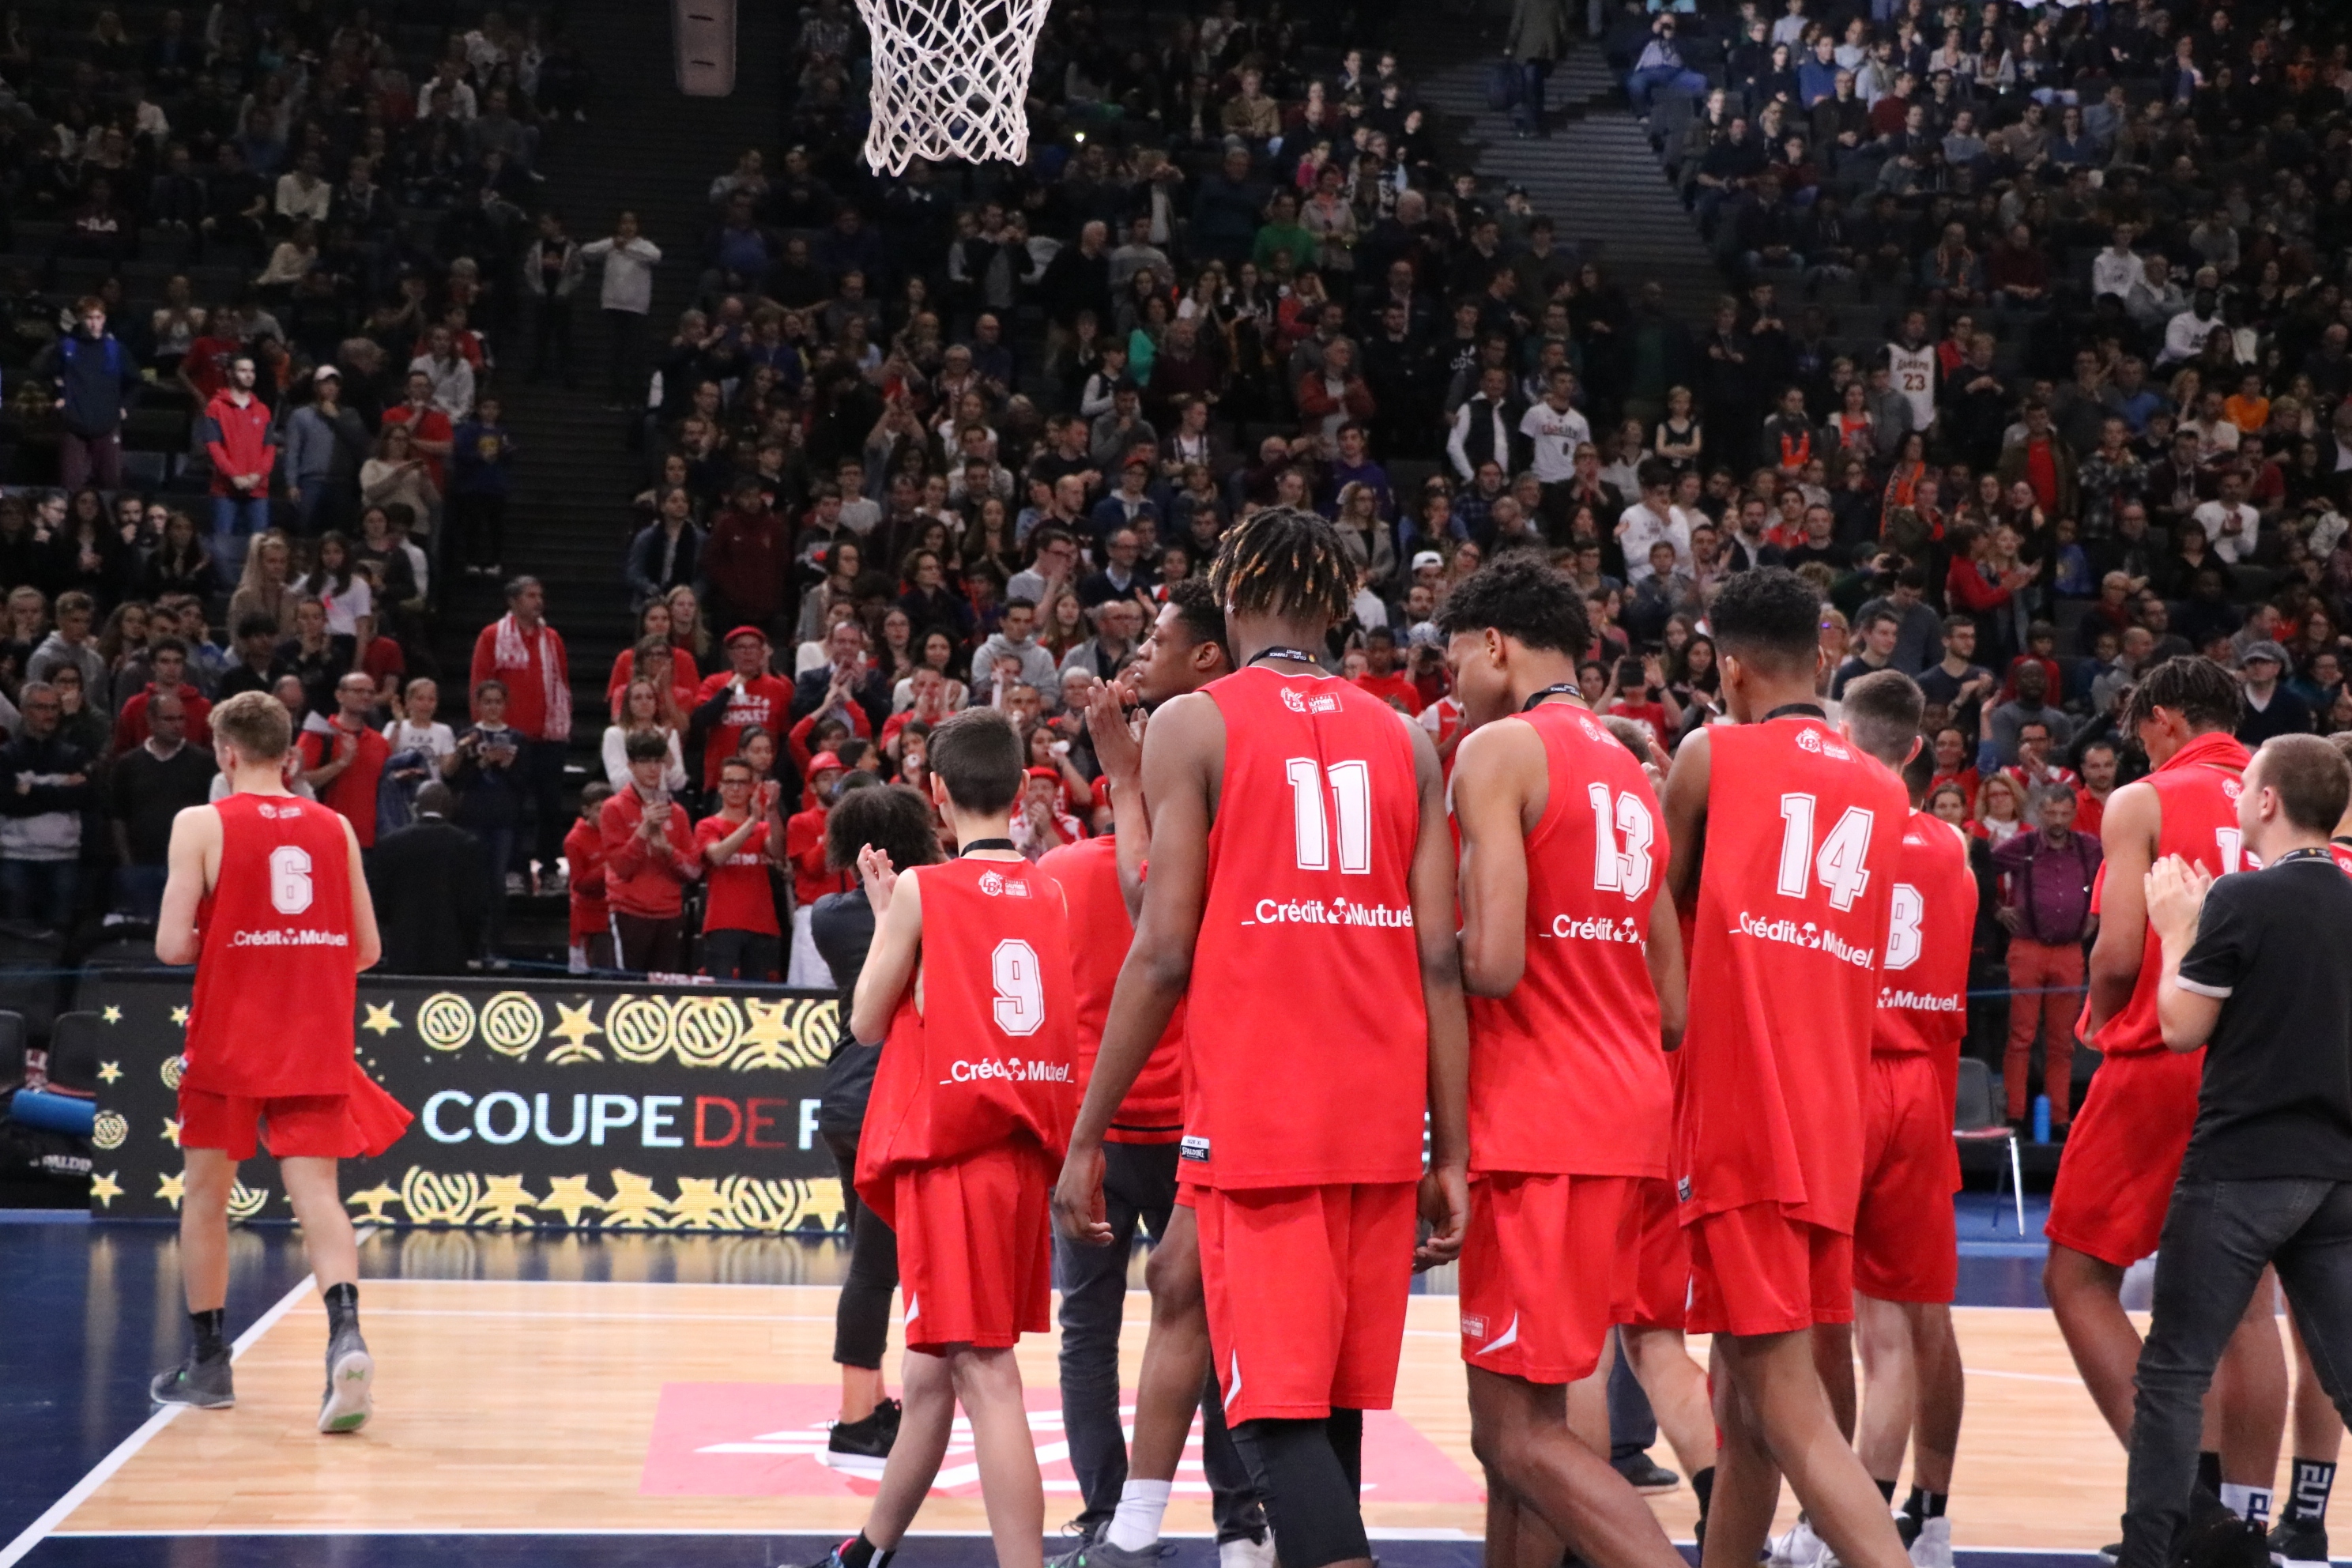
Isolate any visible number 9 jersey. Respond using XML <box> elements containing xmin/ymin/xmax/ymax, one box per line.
<box><xmin>183</xmin><ymin>793</ymin><xmax>364</xmax><ymax>1099</ymax></box>
<box><xmin>1184</xmin><ymin>667</ymin><xmax>1427</xmax><ymax>1190</ymax></box>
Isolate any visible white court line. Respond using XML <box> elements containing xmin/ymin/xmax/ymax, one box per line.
<box><xmin>0</xmin><ymin>1226</ymin><xmax>375</xmax><ymax>1568</ymax></box>
<box><xmin>47</xmin><ymin>1526</ymin><xmax>1484</xmax><ymax>1541</ymax></box>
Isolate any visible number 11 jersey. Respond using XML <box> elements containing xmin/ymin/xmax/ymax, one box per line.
<box><xmin>1674</xmin><ymin>717</ymin><xmax>1909</xmax><ymax>1231</ymax></box>
<box><xmin>183</xmin><ymin>792</ymin><xmax>362</xmax><ymax>1099</ymax></box>
<box><xmin>1185</xmin><ymin>667</ymin><xmax>1427</xmax><ymax>1190</ymax></box>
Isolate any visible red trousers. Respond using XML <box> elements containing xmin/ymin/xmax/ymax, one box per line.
<box><xmin>2005</xmin><ymin>937</ymin><xmax>2085</xmax><ymax>1123</ymax></box>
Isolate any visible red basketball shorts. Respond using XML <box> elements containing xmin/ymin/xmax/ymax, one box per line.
<box><xmin>1853</xmin><ymin>1054</ymin><xmax>1960</xmax><ymax>1303</ymax></box>
<box><xmin>892</xmin><ymin>1140</ymin><xmax>1054</xmax><ymax>1352</ymax></box>
<box><xmin>1615</xmin><ymin>1174</ymin><xmax>1691</xmax><ymax>1332</ymax></box>
<box><xmin>1686</xmin><ymin>1201</ymin><xmax>1854</xmax><ymax>1337</ymax></box>
<box><xmin>2045</xmin><ymin>1048</ymin><xmax>2203</xmax><ymax>1268</ymax></box>
<box><xmin>178</xmin><ymin>1088</ymin><xmax>368</xmax><ymax>1160</ymax></box>
<box><xmin>1460</xmin><ymin>1172</ymin><xmax>1636</xmax><ymax>1383</ymax></box>
<box><xmin>1190</xmin><ymin>1180</ymin><xmax>1416</xmax><ymax>1424</ymax></box>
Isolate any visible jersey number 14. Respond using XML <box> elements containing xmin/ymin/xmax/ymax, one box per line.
<box><xmin>1775</xmin><ymin>794</ymin><xmax>1875</xmax><ymax>912</ymax></box>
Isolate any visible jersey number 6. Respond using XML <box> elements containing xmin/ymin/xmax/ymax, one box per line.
<box><xmin>269</xmin><ymin>844</ymin><xmax>315</xmax><ymax>916</ymax></box>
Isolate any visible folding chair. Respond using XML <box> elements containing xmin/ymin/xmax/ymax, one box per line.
<box><xmin>1954</xmin><ymin>1056</ymin><xmax>2026</xmax><ymax>1234</ymax></box>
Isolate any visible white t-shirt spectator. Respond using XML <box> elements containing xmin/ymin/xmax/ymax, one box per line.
<box><xmin>384</xmin><ymin>718</ymin><xmax>456</xmax><ymax>763</ymax></box>
<box><xmin>318</xmin><ymin>576</ymin><xmax>373</xmax><ymax>638</ymax></box>
<box><xmin>2194</xmin><ymin>499</ymin><xmax>2260</xmax><ymax>564</ymax></box>
<box><xmin>1520</xmin><ymin>401</ymin><xmax>1592</xmax><ymax>484</ymax></box>
<box><xmin>1617</xmin><ymin>502</ymin><xmax>1691</xmax><ymax>583</ymax></box>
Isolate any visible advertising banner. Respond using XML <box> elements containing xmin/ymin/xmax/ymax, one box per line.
<box><xmin>87</xmin><ymin>971</ymin><xmax>850</xmax><ymax>1232</ymax></box>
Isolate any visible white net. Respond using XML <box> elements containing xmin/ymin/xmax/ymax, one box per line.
<box><xmin>856</xmin><ymin>0</ymin><xmax>1051</xmax><ymax>173</ymax></box>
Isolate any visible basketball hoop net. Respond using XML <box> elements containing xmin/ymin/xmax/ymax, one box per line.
<box><xmin>856</xmin><ymin>0</ymin><xmax>1051</xmax><ymax>172</ymax></box>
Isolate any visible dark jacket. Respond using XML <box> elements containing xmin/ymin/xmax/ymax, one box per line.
<box><xmin>41</xmin><ymin>326</ymin><xmax>138</xmax><ymax>437</ymax></box>
<box><xmin>812</xmin><ymin>886</ymin><xmax>876</xmax><ymax>1136</ymax></box>
<box><xmin>368</xmin><ymin>814</ymin><xmax>488</xmax><ymax>974</ymax></box>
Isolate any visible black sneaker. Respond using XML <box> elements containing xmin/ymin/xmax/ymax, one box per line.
<box><xmin>318</xmin><ymin>1323</ymin><xmax>374</xmax><ymax>1433</ymax></box>
<box><xmin>2099</xmin><ymin>1547</ymin><xmax>2120</xmax><ymax>1565</ymax></box>
<box><xmin>150</xmin><ymin>1347</ymin><xmax>234</xmax><ymax>1409</ymax></box>
<box><xmin>2266</xmin><ymin>1516</ymin><xmax>2328</xmax><ymax>1568</ymax></box>
<box><xmin>1612</xmin><ymin>1453</ymin><xmax>1681</xmax><ymax>1494</ymax></box>
<box><xmin>827</xmin><ymin>1404</ymin><xmax>896</xmax><ymax>1472</ymax></box>
<box><xmin>2180</xmin><ymin>1496</ymin><xmax>2270</xmax><ymax>1568</ymax></box>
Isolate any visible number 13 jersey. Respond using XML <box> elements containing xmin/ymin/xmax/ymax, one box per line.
<box><xmin>1674</xmin><ymin>717</ymin><xmax>1909</xmax><ymax>1231</ymax></box>
<box><xmin>1185</xmin><ymin>667</ymin><xmax>1427</xmax><ymax>1190</ymax></box>
<box><xmin>183</xmin><ymin>792</ymin><xmax>361</xmax><ymax>1099</ymax></box>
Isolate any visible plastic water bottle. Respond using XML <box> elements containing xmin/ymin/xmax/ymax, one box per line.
<box><xmin>2033</xmin><ymin>1094</ymin><xmax>2052</xmax><ymax>1144</ymax></box>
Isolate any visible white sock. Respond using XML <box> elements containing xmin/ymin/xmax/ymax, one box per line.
<box><xmin>1106</xmin><ymin>1479</ymin><xmax>1173</xmax><ymax>1551</ymax></box>
<box><xmin>2221</xmin><ymin>1483</ymin><xmax>2273</xmax><ymax>1526</ymax></box>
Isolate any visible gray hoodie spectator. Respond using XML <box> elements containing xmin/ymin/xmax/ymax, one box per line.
<box><xmin>971</xmin><ymin>599</ymin><xmax>1064</xmax><ymax>706</ymax></box>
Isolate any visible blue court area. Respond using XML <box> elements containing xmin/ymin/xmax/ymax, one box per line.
<box><xmin>0</xmin><ymin>1199</ymin><xmax>2101</xmax><ymax>1568</ymax></box>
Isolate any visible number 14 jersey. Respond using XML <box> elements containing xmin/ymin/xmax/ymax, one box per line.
<box><xmin>1674</xmin><ymin>718</ymin><xmax>1909</xmax><ymax>1231</ymax></box>
<box><xmin>1185</xmin><ymin>667</ymin><xmax>1427</xmax><ymax>1190</ymax></box>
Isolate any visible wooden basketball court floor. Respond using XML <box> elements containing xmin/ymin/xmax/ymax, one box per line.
<box><xmin>0</xmin><ymin>1208</ymin><xmax>2339</xmax><ymax>1568</ymax></box>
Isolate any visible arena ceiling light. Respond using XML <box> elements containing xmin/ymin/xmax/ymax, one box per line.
<box><xmin>673</xmin><ymin>0</ymin><xmax>736</xmax><ymax>95</ymax></box>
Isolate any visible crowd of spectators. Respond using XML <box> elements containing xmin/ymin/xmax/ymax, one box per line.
<box><xmin>0</xmin><ymin>0</ymin><xmax>2346</xmax><ymax>1106</ymax></box>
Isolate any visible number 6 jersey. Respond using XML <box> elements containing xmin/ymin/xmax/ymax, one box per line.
<box><xmin>1673</xmin><ymin>717</ymin><xmax>1909</xmax><ymax>1231</ymax></box>
<box><xmin>858</xmin><ymin>857</ymin><xmax>1080</xmax><ymax>1185</ymax></box>
<box><xmin>183</xmin><ymin>792</ymin><xmax>363</xmax><ymax>1098</ymax></box>
<box><xmin>1183</xmin><ymin>666</ymin><xmax>1427</xmax><ymax>1190</ymax></box>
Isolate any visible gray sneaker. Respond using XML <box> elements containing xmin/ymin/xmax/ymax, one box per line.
<box><xmin>317</xmin><ymin>1325</ymin><xmax>375</xmax><ymax>1434</ymax></box>
<box><xmin>1049</xmin><ymin>1539</ymin><xmax>1165</xmax><ymax>1568</ymax></box>
<box><xmin>150</xmin><ymin>1348</ymin><xmax>234</xmax><ymax>1409</ymax></box>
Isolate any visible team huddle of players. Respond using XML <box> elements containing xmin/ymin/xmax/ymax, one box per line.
<box><xmin>141</xmin><ymin>503</ymin><xmax>2313</xmax><ymax>1568</ymax></box>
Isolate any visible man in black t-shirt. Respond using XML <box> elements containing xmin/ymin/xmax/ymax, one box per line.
<box><xmin>2120</xmin><ymin>734</ymin><xmax>2352</xmax><ymax>1568</ymax></box>
<box><xmin>107</xmin><ymin>692</ymin><xmax>215</xmax><ymax>919</ymax></box>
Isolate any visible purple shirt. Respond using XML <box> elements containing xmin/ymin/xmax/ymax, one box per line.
<box><xmin>1993</xmin><ymin>828</ymin><xmax>2102</xmax><ymax>945</ymax></box>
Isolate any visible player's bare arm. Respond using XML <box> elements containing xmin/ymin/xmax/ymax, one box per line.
<box><xmin>850</xmin><ymin>854</ymin><xmax>925</xmax><ymax>1046</ymax></box>
<box><xmin>1645</xmin><ymin>891</ymin><xmax>1687</xmax><ymax>1049</ymax></box>
<box><xmin>1661</xmin><ymin>725</ymin><xmax>1713</xmax><ymax>918</ymax></box>
<box><xmin>1452</xmin><ymin>716</ymin><xmax>1541</xmax><ymax>998</ymax></box>
<box><xmin>155</xmin><ymin>805</ymin><xmax>223</xmax><ymax>967</ymax></box>
<box><xmin>1409</xmin><ymin>718</ymin><xmax>1471</xmax><ymax>1265</ymax></box>
<box><xmin>342</xmin><ymin>816</ymin><xmax>383</xmax><ymax>972</ymax></box>
<box><xmin>2084</xmin><ymin>778</ymin><xmax>2161</xmax><ymax>1036</ymax></box>
<box><xmin>1054</xmin><ymin>690</ymin><xmax>1218</xmax><ymax>1246</ymax></box>
<box><xmin>2147</xmin><ymin>854</ymin><xmax>2221</xmax><ymax>1050</ymax></box>
<box><xmin>1084</xmin><ymin>680</ymin><xmax>1149</xmax><ymax>921</ymax></box>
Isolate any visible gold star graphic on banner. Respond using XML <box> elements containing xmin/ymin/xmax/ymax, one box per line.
<box><xmin>90</xmin><ymin>1171</ymin><xmax>121</xmax><ymax>1208</ymax></box>
<box><xmin>168</xmin><ymin>1005</ymin><xmax>189</xmax><ymax>1026</ymax></box>
<box><xmin>548</xmin><ymin>1000</ymin><xmax>602</xmax><ymax>1061</ymax></box>
<box><xmin>101</xmin><ymin>1005</ymin><xmax>122</xmax><ymax>1024</ymax></box>
<box><xmin>601</xmin><ymin>1170</ymin><xmax>671</xmax><ymax>1229</ymax></box>
<box><xmin>156</xmin><ymin>1170</ymin><xmax>185</xmax><ymax>1208</ymax></box>
<box><xmin>670</xmin><ymin>1178</ymin><xmax>732</xmax><ymax>1230</ymax></box>
<box><xmin>360</xmin><ymin>1002</ymin><xmax>400</xmax><ymax>1037</ymax></box>
<box><xmin>346</xmin><ymin>1183</ymin><xmax>400</xmax><ymax>1223</ymax></box>
<box><xmin>96</xmin><ymin>1061</ymin><xmax>122</xmax><ymax>1084</ymax></box>
<box><xmin>539</xmin><ymin>1174</ymin><xmax>605</xmax><ymax>1227</ymax></box>
<box><xmin>160</xmin><ymin>1117</ymin><xmax>182</xmax><ymax>1146</ymax></box>
<box><xmin>475</xmin><ymin>1175</ymin><xmax>537</xmax><ymax>1227</ymax></box>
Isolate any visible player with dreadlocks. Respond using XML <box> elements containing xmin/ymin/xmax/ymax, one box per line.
<box><xmin>2045</xmin><ymin>655</ymin><xmax>2290</xmax><ymax>1544</ymax></box>
<box><xmin>1055</xmin><ymin>507</ymin><xmax>1471</xmax><ymax>1568</ymax></box>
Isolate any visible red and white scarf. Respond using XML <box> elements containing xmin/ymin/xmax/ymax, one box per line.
<box><xmin>494</xmin><ymin>613</ymin><xmax>571</xmax><ymax>741</ymax></box>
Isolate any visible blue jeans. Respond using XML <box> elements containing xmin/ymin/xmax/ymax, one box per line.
<box><xmin>112</xmin><ymin>864</ymin><xmax>168</xmax><ymax>922</ymax></box>
<box><xmin>1</xmin><ymin>858</ymin><xmax>80</xmax><ymax>929</ymax></box>
<box><xmin>1513</xmin><ymin>58</ymin><xmax>1552</xmax><ymax>131</ymax></box>
<box><xmin>211</xmin><ymin>494</ymin><xmax>270</xmax><ymax>579</ymax></box>
<box><xmin>477</xmin><ymin>826</ymin><xmax>515</xmax><ymax>957</ymax></box>
<box><xmin>1626</xmin><ymin>64</ymin><xmax>1708</xmax><ymax>110</ymax></box>
<box><xmin>2120</xmin><ymin>1177</ymin><xmax>2352</xmax><ymax>1568</ymax></box>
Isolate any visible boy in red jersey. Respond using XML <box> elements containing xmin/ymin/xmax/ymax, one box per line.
<box><xmin>564</xmin><ymin>782</ymin><xmax>613</xmax><ymax>971</ymax></box>
<box><xmin>810</xmin><ymin>708</ymin><xmax>1080</xmax><ymax>1568</ymax></box>
<box><xmin>148</xmin><ymin>691</ymin><xmax>405</xmax><ymax>1433</ymax></box>
<box><xmin>1054</xmin><ymin>509</ymin><xmax>1469</xmax><ymax>1568</ymax></box>
<box><xmin>2044</xmin><ymin>657</ymin><xmax>2286</xmax><ymax>1511</ymax></box>
<box><xmin>1049</xmin><ymin>579</ymin><xmax>1268</xmax><ymax>1568</ymax></box>
<box><xmin>1439</xmin><ymin>558</ymin><xmax>1690</xmax><ymax>1568</ymax></box>
<box><xmin>697</xmin><ymin>755</ymin><xmax>788</xmax><ymax>979</ymax></box>
<box><xmin>1657</xmin><ymin>567</ymin><xmax>1913</xmax><ymax>1568</ymax></box>
<box><xmin>1814</xmin><ymin>672</ymin><xmax>1976</xmax><ymax>1568</ymax></box>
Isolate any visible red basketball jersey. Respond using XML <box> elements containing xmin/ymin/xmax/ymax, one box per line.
<box><xmin>2333</xmin><ymin>839</ymin><xmax>2352</xmax><ymax>876</ymax></box>
<box><xmin>858</xmin><ymin>858</ymin><xmax>1080</xmax><ymax>1183</ymax></box>
<box><xmin>182</xmin><ymin>792</ymin><xmax>361</xmax><ymax>1099</ymax></box>
<box><xmin>1674</xmin><ymin>716</ymin><xmax>1910</xmax><ymax>1230</ymax></box>
<box><xmin>1185</xmin><ymin>666</ymin><xmax>1427</xmax><ymax>1189</ymax></box>
<box><xmin>2086</xmin><ymin>731</ymin><xmax>2252</xmax><ymax>1059</ymax></box>
<box><xmin>1464</xmin><ymin>702</ymin><xmax>1672</xmax><ymax>1178</ymax></box>
<box><xmin>1038</xmin><ymin>835</ymin><xmax>1184</xmax><ymax>1144</ymax></box>
<box><xmin>1873</xmin><ymin>809</ymin><xmax>1977</xmax><ymax>1061</ymax></box>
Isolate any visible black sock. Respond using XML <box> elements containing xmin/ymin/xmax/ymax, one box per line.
<box><xmin>189</xmin><ymin>1307</ymin><xmax>226</xmax><ymax>1360</ymax></box>
<box><xmin>840</xmin><ymin>1532</ymin><xmax>892</xmax><ymax>1568</ymax></box>
<box><xmin>2199</xmin><ymin>1450</ymin><xmax>2225</xmax><ymax>1496</ymax></box>
<box><xmin>1329</xmin><ymin>1408</ymin><xmax>1366</xmax><ymax>1497</ymax></box>
<box><xmin>1875</xmin><ymin>1477</ymin><xmax>1898</xmax><ymax>1504</ymax></box>
<box><xmin>1905</xmin><ymin>1486</ymin><xmax>1947</xmax><ymax>1520</ymax></box>
<box><xmin>2287</xmin><ymin>1459</ymin><xmax>2338</xmax><ymax>1524</ymax></box>
<box><xmin>1692</xmin><ymin>1465</ymin><xmax>1714</xmax><ymax>1520</ymax></box>
<box><xmin>323</xmin><ymin>1281</ymin><xmax>359</xmax><ymax>1336</ymax></box>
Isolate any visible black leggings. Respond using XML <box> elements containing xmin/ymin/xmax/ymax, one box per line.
<box><xmin>824</xmin><ymin>1130</ymin><xmax>900</xmax><ymax>1370</ymax></box>
<box><xmin>1232</xmin><ymin>1409</ymin><xmax>1367</xmax><ymax>1568</ymax></box>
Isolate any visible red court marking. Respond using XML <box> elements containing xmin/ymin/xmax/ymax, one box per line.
<box><xmin>639</xmin><ymin>1383</ymin><xmax>1483</xmax><ymax>1502</ymax></box>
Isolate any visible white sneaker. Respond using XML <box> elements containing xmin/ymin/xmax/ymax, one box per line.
<box><xmin>1219</xmin><ymin>1533</ymin><xmax>1277</xmax><ymax>1568</ymax></box>
<box><xmin>1768</xmin><ymin>1518</ymin><xmax>1831</xmax><ymax>1568</ymax></box>
<box><xmin>1908</xmin><ymin>1517</ymin><xmax>1952</xmax><ymax>1568</ymax></box>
